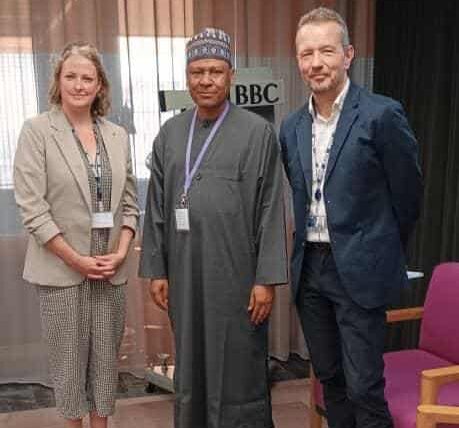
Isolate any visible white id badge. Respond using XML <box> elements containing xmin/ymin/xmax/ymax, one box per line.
<box><xmin>92</xmin><ymin>211</ymin><xmax>114</xmax><ymax>229</ymax></box>
<box><xmin>175</xmin><ymin>208</ymin><xmax>190</xmax><ymax>232</ymax></box>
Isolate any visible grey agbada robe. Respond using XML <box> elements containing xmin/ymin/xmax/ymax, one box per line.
<box><xmin>139</xmin><ymin>103</ymin><xmax>288</xmax><ymax>428</ymax></box>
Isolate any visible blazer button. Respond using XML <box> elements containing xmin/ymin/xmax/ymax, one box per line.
<box><xmin>195</xmin><ymin>173</ymin><xmax>202</xmax><ymax>180</ymax></box>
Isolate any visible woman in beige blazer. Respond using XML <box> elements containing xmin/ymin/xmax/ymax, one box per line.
<box><xmin>14</xmin><ymin>41</ymin><xmax>139</xmax><ymax>428</ymax></box>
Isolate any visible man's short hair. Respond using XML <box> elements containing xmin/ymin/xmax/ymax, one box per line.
<box><xmin>297</xmin><ymin>7</ymin><xmax>350</xmax><ymax>47</ymax></box>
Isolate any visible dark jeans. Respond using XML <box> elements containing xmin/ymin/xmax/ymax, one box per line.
<box><xmin>296</xmin><ymin>245</ymin><xmax>393</xmax><ymax>428</ymax></box>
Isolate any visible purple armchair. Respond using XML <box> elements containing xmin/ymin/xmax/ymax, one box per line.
<box><xmin>310</xmin><ymin>263</ymin><xmax>459</xmax><ymax>428</ymax></box>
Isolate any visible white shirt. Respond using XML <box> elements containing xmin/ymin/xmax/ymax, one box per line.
<box><xmin>306</xmin><ymin>78</ymin><xmax>350</xmax><ymax>243</ymax></box>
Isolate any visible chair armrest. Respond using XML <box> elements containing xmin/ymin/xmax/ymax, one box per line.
<box><xmin>386</xmin><ymin>307</ymin><xmax>424</xmax><ymax>323</ymax></box>
<box><xmin>422</xmin><ymin>365</ymin><xmax>459</xmax><ymax>383</ymax></box>
<box><xmin>417</xmin><ymin>404</ymin><xmax>459</xmax><ymax>426</ymax></box>
<box><xmin>420</xmin><ymin>365</ymin><xmax>459</xmax><ymax>404</ymax></box>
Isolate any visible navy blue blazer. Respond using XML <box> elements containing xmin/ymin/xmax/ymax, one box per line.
<box><xmin>279</xmin><ymin>82</ymin><xmax>423</xmax><ymax>309</ymax></box>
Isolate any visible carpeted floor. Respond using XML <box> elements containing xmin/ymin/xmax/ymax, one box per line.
<box><xmin>0</xmin><ymin>379</ymin><xmax>313</xmax><ymax>428</ymax></box>
<box><xmin>0</xmin><ymin>354</ymin><xmax>309</xmax><ymax>414</ymax></box>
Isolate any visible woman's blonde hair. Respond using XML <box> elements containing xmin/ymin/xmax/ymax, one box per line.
<box><xmin>49</xmin><ymin>41</ymin><xmax>111</xmax><ymax>117</ymax></box>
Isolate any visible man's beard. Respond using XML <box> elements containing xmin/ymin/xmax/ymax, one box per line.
<box><xmin>308</xmin><ymin>77</ymin><xmax>336</xmax><ymax>94</ymax></box>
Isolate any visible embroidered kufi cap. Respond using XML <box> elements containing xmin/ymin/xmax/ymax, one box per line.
<box><xmin>186</xmin><ymin>27</ymin><xmax>232</xmax><ymax>66</ymax></box>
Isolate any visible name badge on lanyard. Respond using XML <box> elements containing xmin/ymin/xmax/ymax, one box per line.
<box><xmin>175</xmin><ymin>209</ymin><xmax>190</xmax><ymax>231</ymax></box>
<box><xmin>175</xmin><ymin>193</ymin><xmax>190</xmax><ymax>231</ymax></box>
<box><xmin>175</xmin><ymin>101</ymin><xmax>230</xmax><ymax>232</ymax></box>
<box><xmin>92</xmin><ymin>211</ymin><xmax>114</xmax><ymax>228</ymax></box>
<box><xmin>91</xmin><ymin>156</ymin><xmax>113</xmax><ymax>229</ymax></box>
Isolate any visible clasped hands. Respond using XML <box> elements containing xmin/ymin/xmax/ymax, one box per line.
<box><xmin>149</xmin><ymin>280</ymin><xmax>274</xmax><ymax>325</ymax></box>
<box><xmin>72</xmin><ymin>252</ymin><xmax>126</xmax><ymax>280</ymax></box>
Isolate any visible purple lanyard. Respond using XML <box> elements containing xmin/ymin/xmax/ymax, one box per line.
<box><xmin>183</xmin><ymin>101</ymin><xmax>230</xmax><ymax>195</ymax></box>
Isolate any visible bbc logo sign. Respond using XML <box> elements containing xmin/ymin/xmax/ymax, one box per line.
<box><xmin>231</xmin><ymin>80</ymin><xmax>284</xmax><ymax>107</ymax></box>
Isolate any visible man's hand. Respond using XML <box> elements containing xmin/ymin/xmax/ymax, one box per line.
<box><xmin>248</xmin><ymin>284</ymin><xmax>275</xmax><ymax>325</ymax></box>
<box><xmin>149</xmin><ymin>279</ymin><xmax>169</xmax><ymax>311</ymax></box>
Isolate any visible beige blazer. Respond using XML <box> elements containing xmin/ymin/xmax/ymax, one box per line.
<box><xmin>13</xmin><ymin>108</ymin><xmax>139</xmax><ymax>287</ymax></box>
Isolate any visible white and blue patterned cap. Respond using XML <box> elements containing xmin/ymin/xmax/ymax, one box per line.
<box><xmin>186</xmin><ymin>27</ymin><xmax>232</xmax><ymax>66</ymax></box>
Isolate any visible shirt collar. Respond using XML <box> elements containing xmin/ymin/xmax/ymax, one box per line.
<box><xmin>308</xmin><ymin>77</ymin><xmax>350</xmax><ymax>119</ymax></box>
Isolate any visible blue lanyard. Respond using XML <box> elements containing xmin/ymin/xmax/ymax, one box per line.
<box><xmin>311</xmin><ymin>123</ymin><xmax>334</xmax><ymax>201</ymax></box>
<box><xmin>183</xmin><ymin>101</ymin><xmax>230</xmax><ymax>197</ymax></box>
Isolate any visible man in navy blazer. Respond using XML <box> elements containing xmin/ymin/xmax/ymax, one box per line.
<box><xmin>279</xmin><ymin>7</ymin><xmax>422</xmax><ymax>428</ymax></box>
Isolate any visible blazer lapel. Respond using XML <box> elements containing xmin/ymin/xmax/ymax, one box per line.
<box><xmin>98</xmin><ymin>119</ymin><xmax>125</xmax><ymax>212</ymax></box>
<box><xmin>325</xmin><ymin>84</ymin><xmax>360</xmax><ymax>183</ymax></box>
<box><xmin>295</xmin><ymin>107</ymin><xmax>313</xmax><ymax>198</ymax></box>
<box><xmin>49</xmin><ymin>109</ymin><xmax>92</xmax><ymax>212</ymax></box>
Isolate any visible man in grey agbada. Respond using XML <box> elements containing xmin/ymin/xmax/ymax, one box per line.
<box><xmin>139</xmin><ymin>28</ymin><xmax>288</xmax><ymax>428</ymax></box>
